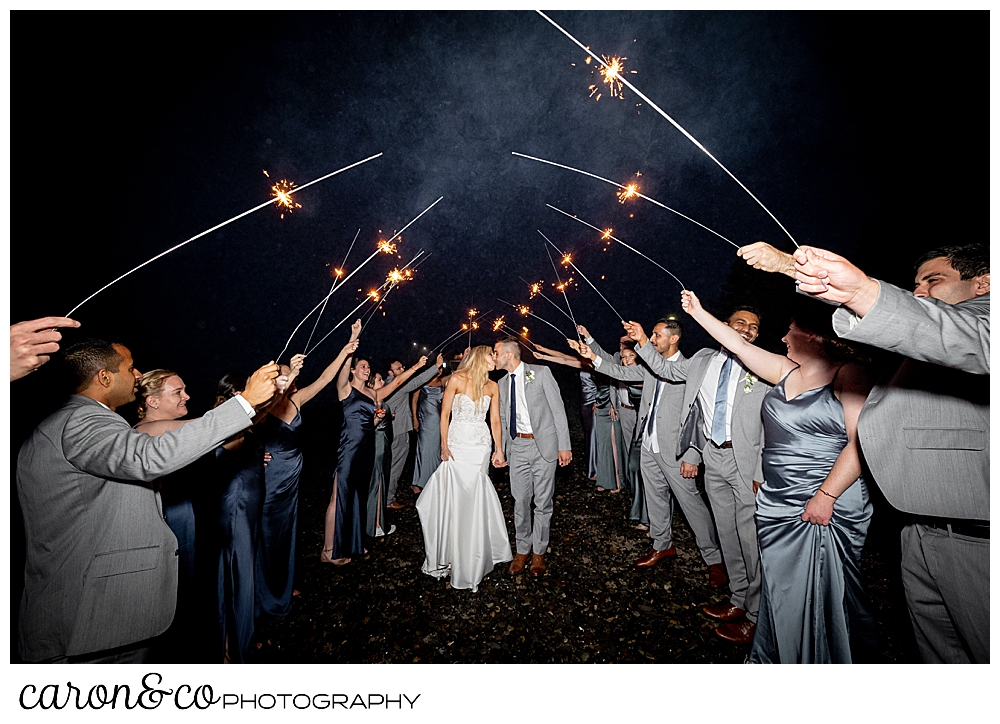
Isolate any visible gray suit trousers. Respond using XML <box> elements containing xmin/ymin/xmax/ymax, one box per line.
<box><xmin>901</xmin><ymin>523</ymin><xmax>989</xmax><ymax>663</ymax></box>
<box><xmin>703</xmin><ymin>443</ymin><xmax>760</xmax><ymax>620</ymax></box>
<box><xmin>640</xmin><ymin>446</ymin><xmax>721</xmax><ymax>565</ymax></box>
<box><xmin>386</xmin><ymin>430</ymin><xmax>411</xmax><ymax>503</ymax></box>
<box><xmin>509</xmin><ymin>436</ymin><xmax>556</xmax><ymax>555</ymax></box>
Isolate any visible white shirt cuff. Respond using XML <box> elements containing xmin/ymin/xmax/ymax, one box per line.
<box><xmin>593</xmin><ymin>356</ymin><xmax>602</xmax><ymax>369</ymax></box>
<box><xmin>234</xmin><ymin>394</ymin><xmax>256</xmax><ymax>417</ymax></box>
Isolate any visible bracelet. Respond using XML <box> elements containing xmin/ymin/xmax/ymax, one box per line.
<box><xmin>818</xmin><ymin>488</ymin><xmax>838</xmax><ymax>500</ymax></box>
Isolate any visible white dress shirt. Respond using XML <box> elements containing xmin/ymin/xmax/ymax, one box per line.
<box><xmin>509</xmin><ymin>362</ymin><xmax>533</xmax><ymax>435</ymax></box>
<box><xmin>595</xmin><ymin>347</ymin><xmax>680</xmax><ymax>454</ymax></box>
<box><xmin>698</xmin><ymin>349</ymin><xmax>745</xmax><ymax>443</ymax></box>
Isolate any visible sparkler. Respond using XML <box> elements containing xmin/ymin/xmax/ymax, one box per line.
<box><xmin>512</xmin><ymin>152</ymin><xmax>738</xmax><ymax>249</ymax></box>
<box><xmin>501</xmin><ymin>324</ymin><xmax>538</xmax><ymax>354</ymax></box>
<box><xmin>66</xmin><ymin>152</ymin><xmax>384</xmax><ymax>317</ymax></box>
<box><xmin>546</xmin><ymin>204</ymin><xmax>687</xmax><ymax>289</ymax></box>
<box><xmin>276</xmin><ymin>196</ymin><xmax>442</xmax><ymax>361</ymax></box>
<box><xmin>305</xmin><ymin>228</ymin><xmax>361</xmax><ymax>353</ymax></box>
<box><xmin>535</xmin><ymin>10</ymin><xmax>798</xmax><ymax>248</ymax></box>
<box><xmin>542</xmin><ymin>239</ymin><xmax>580</xmax><ymax>339</ymax></box>
<box><xmin>497</xmin><ymin>298</ymin><xmax>569</xmax><ymax>338</ymax></box>
<box><xmin>361</xmin><ymin>255</ymin><xmax>429</xmax><ymax>333</ymax></box>
<box><xmin>588</xmin><ymin>55</ymin><xmax>628</xmax><ymax>101</ymax></box>
<box><xmin>429</xmin><ymin>308</ymin><xmax>493</xmax><ymax>354</ymax></box>
<box><xmin>616</xmin><ymin>183</ymin><xmax>639</xmax><ymax>203</ymax></box>
<box><xmin>492</xmin><ymin>316</ymin><xmax>506</xmax><ymax>333</ymax></box>
<box><xmin>268</xmin><ymin>177</ymin><xmax>302</xmax><ymax>219</ymax></box>
<box><xmin>519</xmin><ymin>276</ymin><xmax>576</xmax><ymax>325</ymax></box>
<box><xmin>540</xmin><ymin>231</ymin><xmax>626</xmax><ymax>322</ymax></box>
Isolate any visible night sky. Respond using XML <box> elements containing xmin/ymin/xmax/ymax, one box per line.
<box><xmin>13</xmin><ymin>10</ymin><xmax>986</xmax><ymax>416</ymax></box>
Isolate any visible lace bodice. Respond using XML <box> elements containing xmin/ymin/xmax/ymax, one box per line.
<box><xmin>448</xmin><ymin>393</ymin><xmax>491</xmax><ymax>448</ymax></box>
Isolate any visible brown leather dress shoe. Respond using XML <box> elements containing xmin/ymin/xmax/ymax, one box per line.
<box><xmin>529</xmin><ymin>553</ymin><xmax>546</xmax><ymax>576</ymax></box>
<box><xmin>708</xmin><ymin>563</ymin><xmax>728</xmax><ymax>588</ymax></box>
<box><xmin>509</xmin><ymin>553</ymin><xmax>529</xmax><ymax>575</ymax></box>
<box><xmin>701</xmin><ymin>602</ymin><xmax>746</xmax><ymax>621</ymax></box>
<box><xmin>634</xmin><ymin>546</ymin><xmax>676</xmax><ymax>568</ymax></box>
<box><xmin>387</xmin><ymin>500</ymin><xmax>406</xmax><ymax>510</ymax></box>
<box><xmin>715</xmin><ymin>620</ymin><xmax>756</xmax><ymax>645</ymax></box>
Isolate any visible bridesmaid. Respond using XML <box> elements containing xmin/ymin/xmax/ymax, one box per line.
<box><xmin>256</xmin><ymin>339</ymin><xmax>358</xmax><ymax>621</ymax></box>
<box><xmin>322</xmin><ymin>323</ymin><xmax>426</xmax><ymax>565</ymax></box>
<box><xmin>592</xmin><ymin>373</ymin><xmax>621</xmax><ymax>492</ymax></box>
<box><xmin>365</xmin><ymin>372</ymin><xmax>393</xmax><ymax>538</ymax></box>
<box><xmin>678</xmin><ymin>290</ymin><xmax>876</xmax><ymax>663</ymax></box>
<box><xmin>410</xmin><ymin>370</ymin><xmax>446</xmax><ymax>494</ymax></box>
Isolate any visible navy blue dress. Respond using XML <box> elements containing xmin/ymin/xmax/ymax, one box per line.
<box><xmin>366</xmin><ymin>411</ymin><xmax>392</xmax><ymax>537</ymax></box>
<box><xmin>255</xmin><ymin>407</ymin><xmax>303</xmax><ymax>621</ymax></box>
<box><xmin>211</xmin><ymin>433</ymin><xmax>264</xmax><ymax>663</ymax></box>
<box><xmin>331</xmin><ymin>388</ymin><xmax>375</xmax><ymax>559</ymax></box>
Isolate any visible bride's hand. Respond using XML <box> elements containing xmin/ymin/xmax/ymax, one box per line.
<box><xmin>491</xmin><ymin>450</ymin><xmax>508</xmax><ymax>468</ymax></box>
<box><xmin>440</xmin><ymin>444</ymin><xmax>454</xmax><ymax>462</ymax></box>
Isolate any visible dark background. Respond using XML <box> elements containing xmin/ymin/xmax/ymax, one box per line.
<box><xmin>10</xmin><ymin>10</ymin><xmax>986</xmax><ymax>658</ymax></box>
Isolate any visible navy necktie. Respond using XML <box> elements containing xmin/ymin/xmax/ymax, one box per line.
<box><xmin>646</xmin><ymin>379</ymin><xmax>663</xmax><ymax>438</ymax></box>
<box><xmin>711</xmin><ymin>354</ymin><xmax>734</xmax><ymax>445</ymax></box>
<box><xmin>509</xmin><ymin>373</ymin><xmax>518</xmax><ymax>439</ymax></box>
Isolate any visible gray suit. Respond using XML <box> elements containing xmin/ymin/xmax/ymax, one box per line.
<box><xmin>591</xmin><ymin>339</ymin><xmax>721</xmax><ymax>565</ymax></box>
<box><xmin>834</xmin><ymin>284</ymin><xmax>989</xmax><ymax>663</ymax></box>
<box><xmin>639</xmin><ymin>345</ymin><xmax>769</xmax><ymax>620</ymax></box>
<box><xmin>497</xmin><ymin>363</ymin><xmax>571</xmax><ymax>555</ymax></box>
<box><xmin>384</xmin><ymin>365</ymin><xmax>441</xmax><ymax>504</ymax></box>
<box><xmin>17</xmin><ymin>395</ymin><xmax>252</xmax><ymax>662</ymax></box>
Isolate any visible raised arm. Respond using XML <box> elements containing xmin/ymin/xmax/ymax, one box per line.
<box><xmin>380</xmin><ymin>356</ymin><xmax>429</xmax><ymax>399</ymax></box>
<box><xmin>681</xmin><ymin>290</ymin><xmax>794</xmax><ymax>385</ymax></box>
<box><xmin>737</xmin><ymin>242</ymin><xmax>796</xmax><ymax>279</ymax></box>
<box><xmin>293</xmin><ymin>339</ymin><xmax>359</xmax><ymax>408</ymax></box>
<box><xmin>620</xmin><ymin>321</ymin><xmax>693</xmax><ymax>382</ymax></box>
<box><xmin>533</xmin><ymin>343</ymin><xmax>586</xmax><ymax>369</ymax></box>
<box><xmin>385</xmin><ymin>354</ymin><xmax>443</xmax><ymax>400</ymax></box>
<box><xmin>568</xmin><ymin>338</ymin><xmax>644</xmax><ymax>382</ymax></box>
<box><xmin>801</xmin><ymin>363</ymin><xmax>873</xmax><ymax>525</ymax></box>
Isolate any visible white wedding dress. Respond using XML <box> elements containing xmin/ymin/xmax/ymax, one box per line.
<box><xmin>415</xmin><ymin>393</ymin><xmax>512</xmax><ymax>591</ymax></box>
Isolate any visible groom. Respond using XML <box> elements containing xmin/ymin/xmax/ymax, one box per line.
<box><xmin>493</xmin><ymin>338</ymin><xmax>572</xmax><ymax>576</ymax></box>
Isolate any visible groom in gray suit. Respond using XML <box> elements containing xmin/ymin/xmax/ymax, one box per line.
<box><xmin>793</xmin><ymin>242</ymin><xmax>989</xmax><ymax>663</ymax></box>
<box><xmin>623</xmin><ymin>308</ymin><xmax>770</xmax><ymax>645</ymax></box>
<box><xmin>17</xmin><ymin>339</ymin><xmax>279</xmax><ymax>663</ymax></box>
<box><xmin>494</xmin><ymin>338</ymin><xmax>572</xmax><ymax>576</ymax></box>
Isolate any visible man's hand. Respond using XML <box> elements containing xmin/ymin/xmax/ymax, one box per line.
<box><xmin>753</xmin><ymin>480</ymin><xmax>762</xmax><ymax>496</ymax></box>
<box><xmin>349</xmin><ymin>319</ymin><xmax>362</xmax><ymax>341</ymax></box>
<box><xmin>557</xmin><ymin>450</ymin><xmax>573</xmax><ymax>467</ymax></box>
<box><xmin>801</xmin><ymin>490</ymin><xmax>835</xmax><ymax>526</ymax></box>
<box><xmin>680</xmin><ymin>461</ymin><xmax>699</xmax><ymax>479</ymax></box>
<box><xmin>622</xmin><ymin>321</ymin><xmax>647</xmax><ymax>346</ymax></box>
<box><xmin>576</xmin><ymin>324</ymin><xmax>591</xmax><ymax>340</ymax></box>
<box><xmin>414</xmin><ymin>355</ymin><xmax>428</xmax><ymax>369</ymax></box>
<box><xmin>737</xmin><ymin>242</ymin><xmax>795</xmax><ymax>278</ymax></box>
<box><xmin>793</xmin><ymin>246</ymin><xmax>880</xmax><ymax>316</ymax></box>
<box><xmin>243</xmin><ymin>362</ymin><xmax>280</xmax><ymax>407</ymax></box>
<box><xmin>567</xmin><ymin>339</ymin><xmax>596</xmax><ymax>360</ymax></box>
<box><xmin>10</xmin><ymin>316</ymin><xmax>80</xmax><ymax>381</ymax></box>
<box><xmin>491</xmin><ymin>450</ymin><xmax>508</xmax><ymax>468</ymax></box>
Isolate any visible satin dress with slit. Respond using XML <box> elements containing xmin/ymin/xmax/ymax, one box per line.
<box><xmin>330</xmin><ymin>388</ymin><xmax>375</xmax><ymax>559</ymax></box>
<box><xmin>255</xmin><ymin>407</ymin><xmax>303</xmax><ymax>621</ymax></box>
<box><xmin>366</xmin><ymin>410</ymin><xmax>392</xmax><ymax>537</ymax></box>
<box><xmin>210</xmin><ymin>433</ymin><xmax>264</xmax><ymax>663</ymax></box>
<box><xmin>592</xmin><ymin>376</ymin><xmax>620</xmax><ymax>491</ymax></box>
<box><xmin>749</xmin><ymin>372</ymin><xmax>876</xmax><ymax>664</ymax></box>
<box><xmin>415</xmin><ymin>394</ymin><xmax>511</xmax><ymax>592</ymax></box>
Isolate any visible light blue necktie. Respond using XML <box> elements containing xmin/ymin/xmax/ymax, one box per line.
<box><xmin>646</xmin><ymin>379</ymin><xmax>663</xmax><ymax>438</ymax></box>
<box><xmin>711</xmin><ymin>354</ymin><xmax>733</xmax><ymax>445</ymax></box>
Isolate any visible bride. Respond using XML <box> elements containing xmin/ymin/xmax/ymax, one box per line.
<box><xmin>415</xmin><ymin>345</ymin><xmax>512</xmax><ymax>591</ymax></box>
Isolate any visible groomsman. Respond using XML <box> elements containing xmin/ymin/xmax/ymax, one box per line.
<box><xmin>494</xmin><ymin>338</ymin><xmax>572</xmax><ymax>576</ymax></box>
<box><xmin>384</xmin><ymin>356</ymin><xmax>443</xmax><ymax>509</ymax></box>
<box><xmin>623</xmin><ymin>309</ymin><xmax>770</xmax><ymax>645</ymax></box>
<box><xmin>573</xmin><ymin>321</ymin><xmax>725</xmax><ymax>584</ymax></box>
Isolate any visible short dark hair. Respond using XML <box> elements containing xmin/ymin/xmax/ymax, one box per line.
<box><xmin>729</xmin><ymin>304</ymin><xmax>762</xmax><ymax>326</ymax></box>
<box><xmin>914</xmin><ymin>244</ymin><xmax>989</xmax><ymax>280</ymax></box>
<box><xmin>63</xmin><ymin>339</ymin><xmax>123</xmax><ymax>393</ymax></box>
<box><xmin>655</xmin><ymin>316</ymin><xmax>682</xmax><ymax>338</ymax></box>
<box><xmin>496</xmin><ymin>336</ymin><xmax>521</xmax><ymax>359</ymax></box>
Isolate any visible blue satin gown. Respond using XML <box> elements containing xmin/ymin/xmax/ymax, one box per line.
<box><xmin>749</xmin><ymin>372</ymin><xmax>877</xmax><ymax>663</ymax></box>
<box><xmin>331</xmin><ymin>388</ymin><xmax>375</xmax><ymax>559</ymax></box>
<box><xmin>412</xmin><ymin>384</ymin><xmax>442</xmax><ymax>490</ymax></box>
<box><xmin>255</xmin><ymin>407</ymin><xmax>303</xmax><ymax>621</ymax></box>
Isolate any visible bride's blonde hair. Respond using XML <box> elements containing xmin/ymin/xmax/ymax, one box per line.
<box><xmin>455</xmin><ymin>345</ymin><xmax>493</xmax><ymax>407</ymax></box>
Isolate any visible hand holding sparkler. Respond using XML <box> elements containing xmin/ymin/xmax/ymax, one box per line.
<box><xmin>10</xmin><ymin>316</ymin><xmax>81</xmax><ymax>381</ymax></box>
<box><xmin>738</xmin><ymin>242</ymin><xmax>796</xmax><ymax>279</ymax></box>
<box><xmin>792</xmin><ymin>246</ymin><xmax>876</xmax><ymax>312</ymax></box>
<box><xmin>575</xmin><ymin>324</ymin><xmax>591</xmax><ymax>340</ymax></box>
<box><xmin>621</xmin><ymin>321</ymin><xmax>648</xmax><ymax>346</ymax></box>
<box><xmin>243</xmin><ymin>362</ymin><xmax>282</xmax><ymax>408</ymax></box>
<box><xmin>349</xmin><ymin>319</ymin><xmax>362</xmax><ymax>342</ymax></box>
<box><xmin>566</xmin><ymin>338</ymin><xmax>596</xmax><ymax>361</ymax></box>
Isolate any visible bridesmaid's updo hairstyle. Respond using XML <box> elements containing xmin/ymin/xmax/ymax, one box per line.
<box><xmin>136</xmin><ymin>369</ymin><xmax>178</xmax><ymax>419</ymax></box>
<box><xmin>214</xmin><ymin>372</ymin><xmax>248</xmax><ymax>409</ymax></box>
<box><xmin>789</xmin><ymin>298</ymin><xmax>868</xmax><ymax>364</ymax></box>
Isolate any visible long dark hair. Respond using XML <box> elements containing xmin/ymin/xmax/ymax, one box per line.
<box><xmin>213</xmin><ymin>372</ymin><xmax>248</xmax><ymax>409</ymax></box>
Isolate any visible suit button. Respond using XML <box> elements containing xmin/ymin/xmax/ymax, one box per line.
<box><xmin>174</xmin><ymin>549</ymin><xmax>180</xmax><ymax>556</ymax></box>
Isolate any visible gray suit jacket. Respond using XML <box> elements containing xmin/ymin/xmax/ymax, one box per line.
<box><xmin>637</xmin><ymin>345</ymin><xmax>769</xmax><ymax>486</ymax></box>
<box><xmin>833</xmin><ymin>284</ymin><xmax>989</xmax><ymax>520</ymax></box>
<box><xmin>17</xmin><ymin>395</ymin><xmax>252</xmax><ymax>661</ymax></box>
<box><xmin>589</xmin><ymin>339</ymin><xmax>699</xmax><ymax>468</ymax></box>
<box><xmin>498</xmin><ymin>363</ymin><xmax>571</xmax><ymax>463</ymax></box>
<box><xmin>385</xmin><ymin>364</ymin><xmax>440</xmax><ymax>436</ymax></box>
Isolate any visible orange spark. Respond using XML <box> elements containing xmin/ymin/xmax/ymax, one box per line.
<box><xmin>377</xmin><ymin>239</ymin><xmax>397</xmax><ymax>255</ymax></box>
<box><xmin>518</xmin><ymin>305</ymin><xmax>530</xmax><ymax>316</ymax></box>
<box><xmin>492</xmin><ymin>316</ymin><xmax>505</xmax><ymax>332</ymax></box>
<box><xmin>269</xmin><ymin>177</ymin><xmax>302</xmax><ymax>219</ymax></box>
<box><xmin>468</xmin><ymin>308</ymin><xmax>479</xmax><ymax>318</ymax></box>
<box><xmin>521</xmin><ymin>326</ymin><xmax>529</xmax><ymax>336</ymax></box>
<box><xmin>561</xmin><ymin>253</ymin><xmax>572</xmax><ymax>265</ymax></box>
<box><xmin>529</xmin><ymin>281</ymin><xmax>543</xmax><ymax>298</ymax></box>
<box><xmin>367</xmin><ymin>290</ymin><xmax>380</xmax><ymax>302</ymax></box>
<box><xmin>471</xmin><ymin>322</ymin><xmax>480</xmax><ymax>331</ymax></box>
<box><xmin>334</xmin><ymin>268</ymin><xmax>344</xmax><ymax>278</ymax></box>
<box><xmin>617</xmin><ymin>183</ymin><xmax>639</xmax><ymax>203</ymax></box>
<box><xmin>386</xmin><ymin>268</ymin><xmax>406</xmax><ymax>285</ymax></box>
<box><xmin>588</xmin><ymin>55</ymin><xmax>629</xmax><ymax>101</ymax></box>
<box><xmin>462</xmin><ymin>323</ymin><xmax>469</xmax><ymax>331</ymax></box>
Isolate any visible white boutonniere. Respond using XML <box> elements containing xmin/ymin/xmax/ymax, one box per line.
<box><xmin>743</xmin><ymin>372</ymin><xmax>758</xmax><ymax>393</ymax></box>
<box><xmin>524</xmin><ymin>370</ymin><xmax>536</xmax><ymax>383</ymax></box>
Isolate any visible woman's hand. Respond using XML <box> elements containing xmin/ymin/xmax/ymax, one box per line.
<box><xmin>576</xmin><ymin>324</ymin><xmax>591</xmax><ymax>340</ymax></box>
<box><xmin>567</xmin><ymin>339</ymin><xmax>596</xmax><ymax>360</ymax></box>
<box><xmin>289</xmin><ymin>354</ymin><xmax>306</xmax><ymax>374</ymax></box>
<box><xmin>680</xmin><ymin>289</ymin><xmax>703</xmax><ymax>316</ymax></box>
<box><xmin>441</xmin><ymin>443</ymin><xmax>454</xmax><ymax>462</ymax></box>
<box><xmin>609</xmin><ymin>406</ymin><xmax>618</xmax><ymax>421</ymax></box>
<box><xmin>435</xmin><ymin>353</ymin><xmax>445</xmax><ymax>368</ymax></box>
<box><xmin>802</xmin><ymin>491</ymin><xmax>835</xmax><ymax>526</ymax></box>
<box><xmin>341</xmin><ymin>339</ymin><xmax>360</xmax><ymax>356</ymax></box>
<box><xmin>349</xmin><ymin>319</ymin><xmax>362</xmax><ymax>341</ymax></box>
